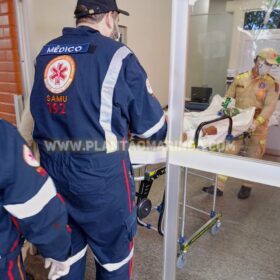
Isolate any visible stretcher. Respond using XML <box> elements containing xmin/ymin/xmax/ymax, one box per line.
<box><xmin>129</xmin><ymin>96</ymin><xmax>255</xmax><ymax>268</ymax></box>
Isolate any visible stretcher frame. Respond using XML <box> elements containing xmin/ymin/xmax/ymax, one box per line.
<box><xmin>134</xmin><ymin>115</ymin><xmax>236</xmax><ymax>268</ymax></box>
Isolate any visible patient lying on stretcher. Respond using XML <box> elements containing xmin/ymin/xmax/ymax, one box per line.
<box><xmin>129</xmin><ymin>96</ymin><xmax>256</xmax><ymax>164</ymax></box>
<box><xmin>132</xmin><ymin>95</ymin><xmax>255</xmax><ymax>149</ymax></box>
<box><xmin>181</xmin><ymin>95</ymin><xmax>255</xmax><ymax>149</ymax></box>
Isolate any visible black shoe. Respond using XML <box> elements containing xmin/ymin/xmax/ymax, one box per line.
<box><xmin>202</xmin><ymin>185</ymin><xmax>223</xmax><ymax>197</ymax></box>
<box><xmin>238</xmin><ymin>186</ymin><xmax>252</xmax><ymax>199</ymax></box>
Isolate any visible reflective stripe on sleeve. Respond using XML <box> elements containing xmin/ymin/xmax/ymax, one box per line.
<box><xmin>99</xmin><ymin>46</ymin><xmax>131</xmax><ymax>153</ymax></box>
<box><xmin>132</xmin><ymin>114</ymin><xmax>165</xmax><ymax>139</ymax></box>
<box><xmin>4</xmin><ymin>177</ymin><xmax>57</xmax><ymax>219</ymax></box>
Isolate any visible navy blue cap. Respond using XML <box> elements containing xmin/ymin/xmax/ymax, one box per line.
<box><xmin>76</xmin><ymin>0</ymin><xmax>129</xmax><ymax>18</ymax></box>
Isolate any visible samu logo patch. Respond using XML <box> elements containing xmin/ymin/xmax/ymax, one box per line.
<box><xmin>44</xmin><ymin>55</ymin><xmax>76</xmax><ymax>94</ymax></box>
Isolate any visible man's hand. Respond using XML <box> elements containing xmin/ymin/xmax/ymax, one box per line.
<box><xmin>45</xmin><ymin>258</ymin><xmax>71</xmax><ymax>280</ymax></box>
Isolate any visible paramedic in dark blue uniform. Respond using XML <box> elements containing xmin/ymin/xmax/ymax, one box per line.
<box><xmin>0</xmin><ymin>119</ymin><xmax>71</xmax><ymax>280</ymax></box>
<box><xmin>29</xmin><ymin>0</ymin><xmax>167</xmax><ymax>279</ymax></box>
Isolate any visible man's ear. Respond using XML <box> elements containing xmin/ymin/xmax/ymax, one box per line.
<box><xmin>105</xmin><ymin>12</ymin><xmax>114</xmax><ymax>30</ymax></box>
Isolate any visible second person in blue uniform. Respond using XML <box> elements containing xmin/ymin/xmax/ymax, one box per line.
<box><xmin>29</xmin><ymin>0</ymin><xmax>167</xmax><ymax>279</ymax></box>
<box><xmin>0</xmin><ymin>119</ymin><xmax>72</xmax><ymax>280</ymax></box>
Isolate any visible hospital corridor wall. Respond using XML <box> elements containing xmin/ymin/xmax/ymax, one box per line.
<box><xmin>21</xmin><ymin>0</ymin><xmax>171</xmax><ymax>106</ymax></box>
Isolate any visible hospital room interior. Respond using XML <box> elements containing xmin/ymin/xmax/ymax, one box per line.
<box><xmin>1</xmin><ymin>0</ymin><xmax>280</xmax><ymax>279</ymax></box>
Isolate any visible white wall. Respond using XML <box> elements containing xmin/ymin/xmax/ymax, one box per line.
<box><xmin>22</xmin><ymin>0</ymin><xmax>171</xmax><ymax>105</ymax></box>
<box><xmin>24</xmin><ymin>0</ymin><xmax>76</xmax><ymax>62</ymax></box>
<box><xmin>117</xmin><ymin>0</ymin><xmax>171</xmax><ymax>105</ymax></box>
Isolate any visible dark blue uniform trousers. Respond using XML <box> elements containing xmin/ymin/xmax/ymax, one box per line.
<box><xmin>41</xmin><ymin>151</ymin><xmax>137</xmax><ymax>280</ymax></box>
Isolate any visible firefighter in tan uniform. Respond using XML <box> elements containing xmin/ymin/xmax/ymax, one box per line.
<box><xmin>203</xmin><ymin>48</ymin><xmax>280</xmax><ymax>199</ymax></box>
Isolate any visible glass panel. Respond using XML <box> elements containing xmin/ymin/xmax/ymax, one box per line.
<box><xmin>184</xmin><ymin>0</ymin><xmax>280</xmax><ymax>165</ymax></box>
<box><xmin>176</xmin><ymin>1</ymin><xmax>280</xmax><ymax>279</ymax></box>
<box><xmin>187</xmin><ymin>13</ymin><xmax>233</xmax><ymax>98</ymax></box>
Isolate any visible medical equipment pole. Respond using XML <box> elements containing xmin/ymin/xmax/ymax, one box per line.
<box><xmin>163</xmin><ymin>0</ymin><xmax>189</xmax><ymax>279</ymax></box>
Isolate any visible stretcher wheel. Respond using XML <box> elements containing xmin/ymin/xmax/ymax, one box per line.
<box><xmin>210</xmin><ymin>220</ymin><xmax>221</xmax><ymax>235</ymax></box>
<box><xmin>137</xmin><ymin>199</ymin><xmax>152</xmax><ymax>219</ymax></box>
<box><xmin>176</xmin><ymin>252</ymin><xmax>187</xmax><ymax>269</ymax></box>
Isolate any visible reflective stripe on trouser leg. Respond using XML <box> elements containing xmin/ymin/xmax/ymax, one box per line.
<box><xmin>94</xmin><ymin>246</ymin><xmax>134</xmax><ymax>272</ymax></box>
<box><xmin>50</xmin><ymin>152</ymin><xmax>137</xmax><ymax>280</ymax></box>
<box><xmin>95</xmin><ymin>255</ymin><xmax>133</xmax><ymax>280</ymax></box>
<box><xmin>219</xmin><ymin>139</ymin><xmax>242</xmax><ymax>192</ymax></box>
<box><xmin>91</xmin><ymin>159</ymin><xmax>135</xmax><ymax>279</ymax></box>
<box><xmin>59</xmin><ymin>218</ymin><xmax>88</xmax><ymax>280</ymax></box>
<box><xmin>217</xmin><ymin>175</ymin><xmax>228</xmax><ymax>192</ymax></box>
<box><xmin>241</xmin><ymin>128</ymin><xmax>268</xmax><ymax>188</ymax></box>
<box><xmin>91</xmin><ymin>157</ymin><xmax>136</xmax><ymax>280</ymax></box>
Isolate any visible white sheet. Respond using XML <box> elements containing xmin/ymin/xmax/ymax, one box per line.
<box><xmin>182</xmin><ymin>95</ymin><xmax>255</xmax><ymax>148</ymax></box>
<box><xmin>129</xmin><ymin>95</ymin><xmax>255</xmax><ymax>164</ymax></box>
